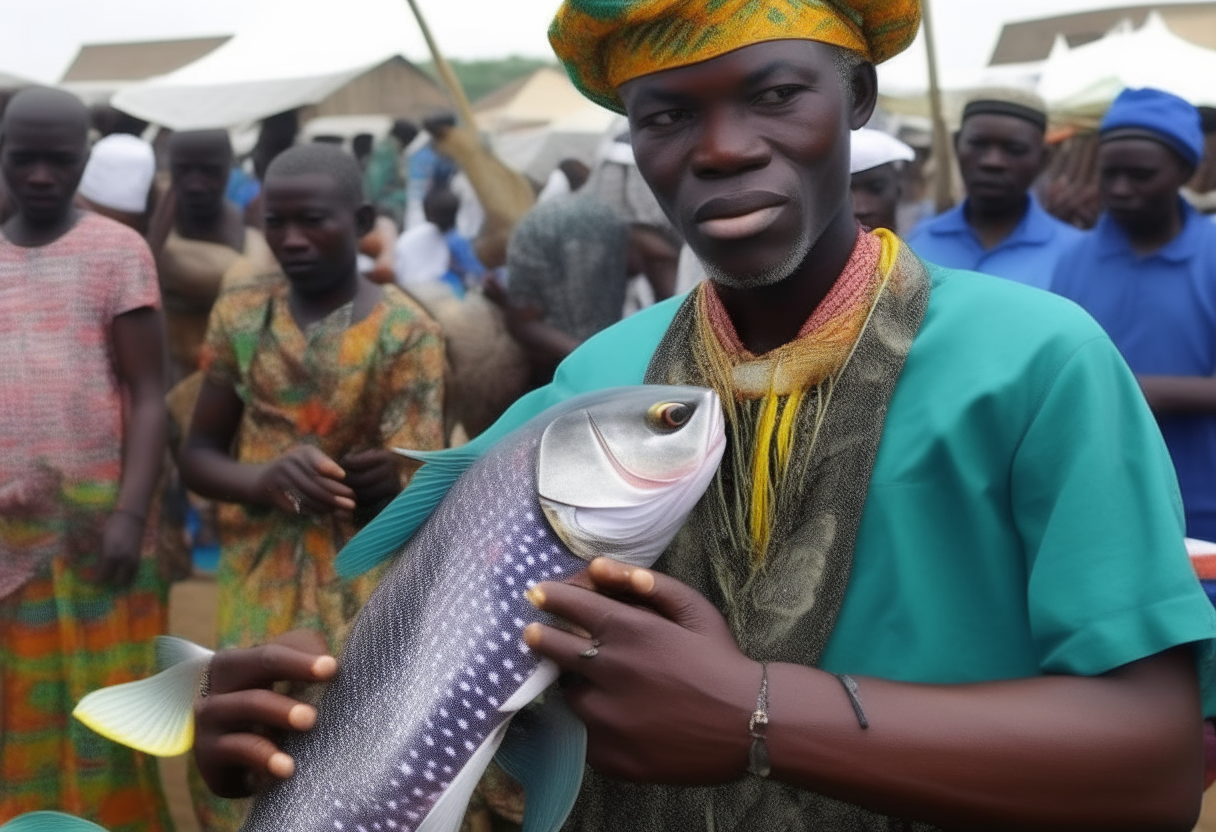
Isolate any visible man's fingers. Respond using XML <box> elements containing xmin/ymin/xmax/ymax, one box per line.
<box><xmin>586</xmin><ymin>558</ymin><xmax>709</xmax><ymax>629</ymax></box>
<box><xmin>209</xmin><ymin>643</ymin><xmax>337</xmax><ymax>696</ymax></box>
<box><xmin>272</xmin><ymin>628</ymin><xmax>330</xmax><ymax>656</ymax></box>
<box><xmin>525</xmin><ymin>582</ymin><xmax>633</xmax><ymax>636</ymax></box>
<box><xmin>523</xmin><ymin>623</ymin><xmax>602</xmax><ymax>673</ymax></box>
<box><xmin>203</xmin><ymin>731</ymin><xmax>296</xmax><ymax>784</ymax></box>
<box><xmin>197</xmin><ymin>689</ymin><xmax>318</xmax><ymax>734</ymax></box>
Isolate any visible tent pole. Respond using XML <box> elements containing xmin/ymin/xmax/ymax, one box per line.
<box><xmin>921</xmin><ymin>0</ymin><xmax>954</xmax><ymax>213</ymax></box>
<box><xmin>403</xmin><ymin>0</ymin><xmax>480</xmax><ymax>130</ymax></box>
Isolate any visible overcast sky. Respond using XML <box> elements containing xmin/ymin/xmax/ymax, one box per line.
<box><xmin>0</xmin><ymin>0</ymin><xmax>1211</xmax><ymax>90</ymax></box>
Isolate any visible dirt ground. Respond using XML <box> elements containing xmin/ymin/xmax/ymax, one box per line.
<box><xmin>161</xmin><ymin>576</ymin><xmax>217</xmax><ymax>832</ymax></box>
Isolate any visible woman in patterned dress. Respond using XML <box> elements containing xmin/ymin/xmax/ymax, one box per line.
<box><xmin>180</xmin><ymin>144</ymin><xmax>446</xmax><ymax>830</ymax></box>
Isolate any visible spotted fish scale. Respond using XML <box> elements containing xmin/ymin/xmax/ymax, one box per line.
<box><xmin>242</xmin><ymin>425</ymin><xmax>573</xmax><ymax>832</ymax></box>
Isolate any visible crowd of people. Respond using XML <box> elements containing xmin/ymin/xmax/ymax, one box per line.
<box><xmin>4</xmin><ymin>0</ymin><xmax>1216</xmax><ymax>830</ymax></box>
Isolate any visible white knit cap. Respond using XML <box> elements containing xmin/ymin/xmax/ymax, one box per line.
<box><xmin>850</xmin><ymin>128</ymin><xmax>916</xmax><ymax>175</ymax></box>
<box><xmin>78</xmin><ymin>134</ymin><xmax>156</xmax><ymax>214</ymax></box>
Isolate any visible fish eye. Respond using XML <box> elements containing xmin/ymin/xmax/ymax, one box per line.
<box><xmin>648</xmin><ymin>402</ymin><xmax>692</xmax><ymax>430</ymax></box>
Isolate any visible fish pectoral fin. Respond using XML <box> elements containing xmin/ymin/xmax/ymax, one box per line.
<box><xmin>494</xmin><ymin>690</ymin><xmax>588</xmax><ymax>832</ymax></box>
<box><xmin>415</xmin><ymin>719</ymin><xmax>511</xmax><ymax>832</ymax></box>
<box><xmin>337</xmin><ymin>446</ymin><xmax>484</xmax><ymax>578</ymax></box>
<box><xmin>72</xmin><ymin>639</ymin><xmax>213</xmax><ymax>757</ymax></box>
<box><xmin>0</xmin><ymin>812</ymin><xmax>110</xmax><ymax>832</ymax></box>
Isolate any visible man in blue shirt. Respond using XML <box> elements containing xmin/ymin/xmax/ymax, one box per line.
<box><xmin>908</xmin><ymin>89</ymin><xmax>1081</xmax><ymax>289</ymax></box>
<box><xmin>1053</xmin><ymin>87</ymin><xmax>1216</xmax><ymax>542</ymax></box>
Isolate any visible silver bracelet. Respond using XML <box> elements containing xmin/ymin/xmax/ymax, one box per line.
<box><xmin>747</xmin><ymin>663</ymin><xmax>771</xmax><ymax>778</ymax></box>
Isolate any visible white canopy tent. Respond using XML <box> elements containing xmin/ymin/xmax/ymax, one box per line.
<box><xmin>111</xmin><ymin>0</ymin><xmax>439</xmax><ymax>130</ymax></box>
<box><xmin>1038</xmin><ymin>12</ymin><xmax>1216</xmax><ymax>120</ymax></box>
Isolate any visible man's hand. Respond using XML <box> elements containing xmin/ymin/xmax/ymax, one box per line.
<box><xmin>339</xmin><ymin>449</ymin><xmax>402</xmax><ymax>508</ymax></box>
<box><xmin>194</xmin><ymin>630</ymin><xmax>336</xmax><ymax>798</ymax></box>
<box><xmin>523</xmin><ymin>557</ymin><xmax>760</xmax><ymax>785</ymax></box>
<box><xmin>97</xmin><ymin>510</ymin><xmax>143</xmax><ymax>588</ymax></box>
<box><xmin>253</xmin><ymin>446</ymin><xmax>356</xmax><ymax>516</ymax></box>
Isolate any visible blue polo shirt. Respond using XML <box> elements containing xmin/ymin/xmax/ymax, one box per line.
<box><xmin>908</xmin><ymin>196</ymin><xmax>1083</xmax><ymax>289</ymax></box>
<box><xmin>1052</xmin><ymin>202</ymin><xmax>1216</xmax><ymax>540</ymax></box>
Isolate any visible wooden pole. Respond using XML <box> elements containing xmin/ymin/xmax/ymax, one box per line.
<box><xmin>920</xmin><ymin>0</ymin><xmax>955</xmax><ymax>213</ymax></box>
<box><xmin>403</xmin><ymin>0</ymin><xmax>480</xmax><ymax>130</ymax></box>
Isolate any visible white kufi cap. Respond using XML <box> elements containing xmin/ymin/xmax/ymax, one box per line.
<box><xmin>850</xmin><ymin>128</ymin><xmax>916</xmax><ymax>175</ymax></box>
<box><xmin>78</xmin><ymin>134</ymin><xmax>156</xmax><ymax>214</ymax></box>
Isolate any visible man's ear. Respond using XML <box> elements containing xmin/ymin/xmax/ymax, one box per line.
<box><xmin>354</xmin><ymin>203</ymin><xmax>376</xmax><ymax>238</ymax></box>
<box><xmin>849</xmin><ymin>62</ymin><xmax>879</xmax><ymax>130</ymax></box>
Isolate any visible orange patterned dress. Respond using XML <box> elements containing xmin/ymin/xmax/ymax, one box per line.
<box><xmin>191</xmin><ymin>274</ymin><xmax>446</xmax><ymax>830</ymax></box>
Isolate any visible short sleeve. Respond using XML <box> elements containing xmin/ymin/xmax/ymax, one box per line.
<box><xmin>1012</xmin><ymin>336</ymin><xmax>1216</xmax><ymax>681</ymax></box>
<box><xmin>198</xmin><ymin>290</ymin><xmax>241</xmax><ymax>388</ymax></box>
<box><xmin>107</xmin><ymin>229</ymin><xmax>160</xmax><ymax>319</ymax></box>
<box><xmin>378</xmin><ymin>309</ymin><xmax>446</xmax><ymax>456</ymax></box>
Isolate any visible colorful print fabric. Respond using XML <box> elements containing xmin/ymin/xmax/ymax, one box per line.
<box><xmin>0</xmin><ymin>212</ymin><xmax>170</xmax><ymax>829</ymax></box>
<box><xmin>192</xmin><ymin>275</ymin><xmax>445</xmax><ymax>831</ymax></box>
<box><xmin>549</xmin><ymin>0</ymin><xmax>922</xmax><ymax>112</ymax></box>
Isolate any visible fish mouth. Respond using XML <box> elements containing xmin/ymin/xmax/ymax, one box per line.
<box><xmin>587</xmin><ymin>414</ymin><xmax>693</xmax><ymax>488</ymax></box>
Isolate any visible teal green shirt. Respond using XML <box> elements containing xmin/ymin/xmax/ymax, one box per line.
<box><xmin>480</xmin><ymin>264</ymin><xmax>1216</xmax><ymax>703</ymax></box>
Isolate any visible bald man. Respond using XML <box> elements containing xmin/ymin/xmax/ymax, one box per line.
<box><xmin>157</xmin><ymin>129</ymin><xmax>275</xmax><ymax>382</ymax></box>
<box><xmin>0</xmin><ymin>87</ymin><xmax>170</xmax><ymax>830</ymax></box>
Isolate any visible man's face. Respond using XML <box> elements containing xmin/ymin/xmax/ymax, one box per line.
<box><xmin>0</xmin><ymin>117</ymin><xmax>87</xmax><ymax>225</ymax></box>
<box><xmin>620</xmin><ymin>40</ymin><xmax>856</xmax><ymax>289</ymax></box>
<box><xmin>955</xmin><ymin>114</ymin><xmax>1046</xmax><ymax>214</ymax></box>
<box><xmin>1098</xmin><ymin>138</ymin><xmax>1191</xmax><ymax>236</ymax></box>
<box><xmin>263</xmin><ymin>173</ymin><xmax>365</xmax><ymax>296</ymax></box>
<box><xmin>170</xmin><ymin>144</ymin><xmax>231</xmax><ymax>222</ymax></box>
<box><xmin>850</xmin><ymin>163</ymin><xmax>901</xmax><ymax>232</ymax></box>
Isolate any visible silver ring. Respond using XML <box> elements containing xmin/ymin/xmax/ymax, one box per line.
<box><xmin>198</xmin><ymin>663</ymin><xmax>212</xmax><ymax>699</ymax></box>
<box><xmin>284</xmin><ymin>487</ymin><xmax>304</xmax><ymax>515</ymax></box>
<box><xmin>579</xmin><ymin>639</ymin><xmax>602</xmax><ymax>659</ymax></box>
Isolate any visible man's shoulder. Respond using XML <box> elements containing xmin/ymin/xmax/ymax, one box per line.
<box><xmin>378</xmin><ymin>283</ymin><xmax>444</xmax><ymax>338</ymax></box>
<box><xmin>554</xmin><ymin>295</ymin><xmax>688</xmax><ymax>392</ymax></box>
<box><xmin>74</xmin><ymin>212</ymin><xmax>154</xmax><ymax>260</ymax></box>
<box><xmin>921</xmin><ymin>262</ymin><xmax>1110</xmax><ymax>362</ymax></box>
<box><xmin>905</xmin><ymin>205</ymin><xmax>964</xmax><ymax>244</ymax></box>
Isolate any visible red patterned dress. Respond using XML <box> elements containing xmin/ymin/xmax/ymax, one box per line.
<box><xmin>0</xmin><ymin>212</ymin><xmax>170</xmax><ymax>830</ymax></box>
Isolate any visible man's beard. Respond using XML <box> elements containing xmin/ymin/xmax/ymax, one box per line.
<box><xmin>701</xmin><ymin>227</ymin><xmax>814</xmax><ymax>291</ymax></box>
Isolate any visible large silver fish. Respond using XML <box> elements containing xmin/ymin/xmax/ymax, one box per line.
<box><xmin>72</xmin><ymin>385</ymin><xmax>725</xmax><ymax>832</ymax></box>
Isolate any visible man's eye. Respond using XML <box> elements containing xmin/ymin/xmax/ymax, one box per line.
<box><xmin>753</xmin><ymin>86</ymin><xmax>803</xmax><ymax>106</ymax></box>
<box><xmin>643</xmin><ymin>109</ymin><xmax>693</xmax><ymax>128</ymax></box>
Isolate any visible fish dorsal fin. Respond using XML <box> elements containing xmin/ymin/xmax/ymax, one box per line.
<box><xmin>73</xmin><ymin>636</ymin><xmax>213</xmax><ymax>757</ymax></box>
<box><xmin>335</xmin><ymin>446</ymin><xmax>483</xmax><ymax>578</ymax></box>
<box><xmin>494</xmin><ymin>690</ymin><xmax>588</xmax><ymax>832</ymax></box>
<box><xmin>337</xmin><ymin>385</ymin><xmax>569</xmax><ymax>578</ymax></box>
<box><xmin>0</xmin><ymin>813</ymin><xmax>109</xmax><ymax>832</ymax></box>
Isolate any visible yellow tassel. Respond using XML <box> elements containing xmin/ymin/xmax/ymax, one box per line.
<box><xmin>874</xmin><ymin>227</ymin><xmax>900</xmax><ymax>279</ymax></box>
<box><xmin>749</xmin><ymin>390</ymin><xmax>781</xmax><ymax>560</ymax></box>
<box><xmin>775</xmin><ymin>388</ymin><xmax>803</xmax><ymax>476</ymax></box>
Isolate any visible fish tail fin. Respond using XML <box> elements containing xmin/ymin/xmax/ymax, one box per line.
<box><xmin>495</xmin><ymin>688</ymin><xmax>587</xmax><ymax>832</ymax></box>
<box><xmin>72</xmin><ymin>636</ymin><xmax>213</xmax><ymax>758</ymax></box>
<box><xmin>336</xmin><ymin>445</ymin><xmax>484</xmax><ymax>578</ymax></box>
<box><xmin>0</xmin><ymin>812</ymin><xmax>109</xmax><ymax>832</ymax></box>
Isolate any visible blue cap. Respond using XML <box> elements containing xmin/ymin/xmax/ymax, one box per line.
<box><xmin>1100</xmin><ymin>87</ymin><xmax>1205</xmax><ymax>168</ymax></box>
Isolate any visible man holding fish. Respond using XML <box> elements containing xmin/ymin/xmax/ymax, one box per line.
<box><xmin>187</xmin><ymin>1</ymin><xmax>1216</xmax><ymax>829</ymax></box>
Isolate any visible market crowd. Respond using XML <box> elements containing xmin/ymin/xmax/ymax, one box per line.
<box><xmin>4</xmin><ymin>0</ymin><xmax>1216</xmax><ymax>830</ymax></box>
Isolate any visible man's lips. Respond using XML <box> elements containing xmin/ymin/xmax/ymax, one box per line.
<box><xmin>693</xmin><ymin>191</ymin><xmax>789</xmax><ymax>241</ymax></box>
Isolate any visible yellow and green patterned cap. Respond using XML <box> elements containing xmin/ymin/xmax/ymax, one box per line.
<box><xmin>549</xmin><ymin>0</ymin><xmax>922</xmax><ymax>114</ymax></box>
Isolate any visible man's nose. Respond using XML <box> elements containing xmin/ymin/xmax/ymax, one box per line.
<box><xmin>691</xmin><ymin>107</ymin><xmax>770</xmax><ymax>178</ymax></box>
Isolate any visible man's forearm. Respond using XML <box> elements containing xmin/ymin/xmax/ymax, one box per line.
<box><xmin>1139</xmin><ymin>375</ymin><xmax>1216</xmax><ymax>413</ymax></box>
<box><xmin>765</xmin><ymin>650</ymin><xmax>1202</xmax><ymax>830</ymax></box>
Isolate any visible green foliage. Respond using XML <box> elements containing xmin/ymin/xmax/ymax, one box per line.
<box><xmin>419</xmin><ymin>56</ymin><xmax>557</xmax><ymax>104</ymax></box>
